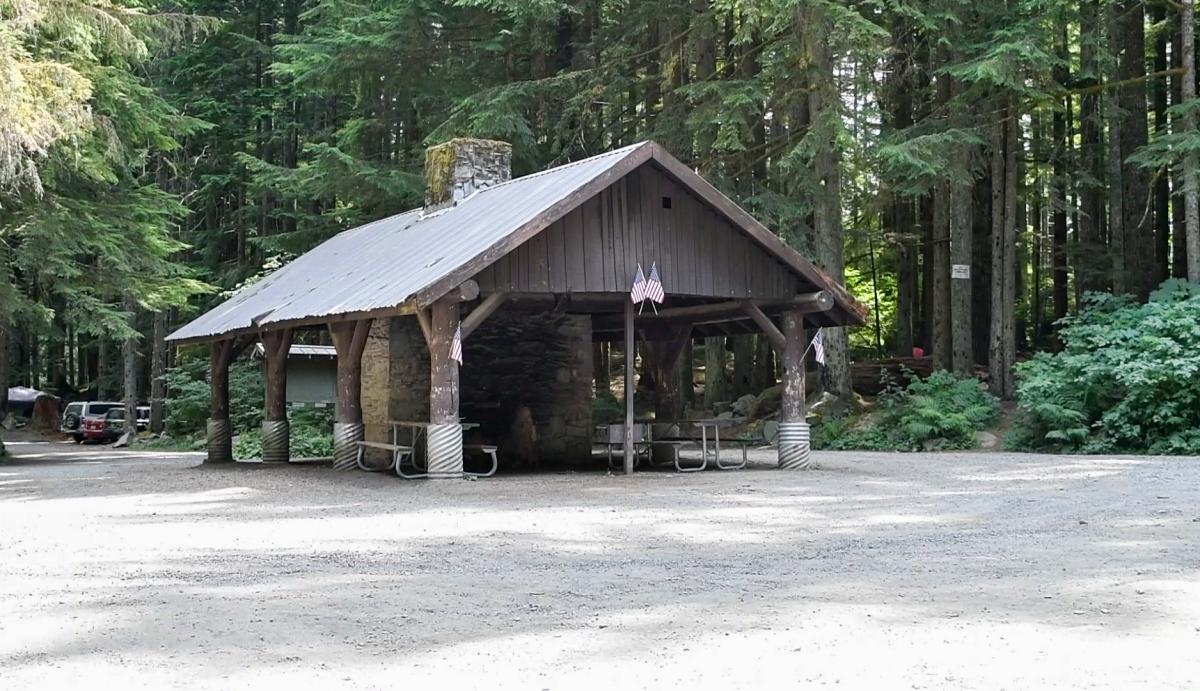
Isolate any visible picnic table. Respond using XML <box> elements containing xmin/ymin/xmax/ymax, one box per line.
<box><xmin>356</xmin><ymin>420</ymin><xmax>496</xmax><ymax>479</ymax></box>
<box><xmin>596</xmin><ymin>418</ymin><xmax>750</xmax><ymax>473</ymax></box>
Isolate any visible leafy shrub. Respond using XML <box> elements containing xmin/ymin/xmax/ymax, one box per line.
<box><xmin>1011</xmin><ymin>279</ymin><xmax>1200</xmax><ymax>454</ymax></box>
<box><xmin>163</xmin><ymin>354</ymin><xmax>263</xmax><ymax>436</ymax></box>
<box><xmin>592</xmin><ymin>391</ymin><xmax>623</xmax><ymax>424</ymax></box>
<box><xmin>813</xmin><ymin>371</ymin><xmax>999</xmax><ymax>451</ymax></box>
<box><xmin>234</xmin><ymin>407</ymin><xmax>335</xmax><ymax>460</ymax></box>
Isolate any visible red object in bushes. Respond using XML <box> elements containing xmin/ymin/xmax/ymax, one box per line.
<box><xmin>912</xmin><ymin>346</ymin><xmax>925</xmax><ymax>358</ymax></box>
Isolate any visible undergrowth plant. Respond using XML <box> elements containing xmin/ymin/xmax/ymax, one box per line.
<box><xmin>1009</xmin><ymin>280</ymin><xmax>1200</xmax><ymax>454</ymax></box>
<box><xmin>813</xmin><ymin>371</ymin><xmax>999</xmax><ymax>451</ymax></box>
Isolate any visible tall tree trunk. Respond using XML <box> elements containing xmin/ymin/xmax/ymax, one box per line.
<box><xmin>730</xmin><ymin>335</ymin><xmax>754</xmax><ymax>397</ymax></box>
<box><xmin>803</xmin><ymin>3</ymin><xmax>851</xmax><ymax>398</ymax></box>
<box><xmin>950</xmin><ymin>140</ymin><xmax>974</xmax><ymax>375</ymax></box>
<box><xmin>0</xmin><ymin>325</ymin><xmax>8</xmax><ymax>414</ymax></box>
<box><xmin>1052</xmin><ymin>27</ymin><xmax>1070</xmax><ymax>321</ymax></box>
<box><xmin>122</xmin><ymin>298</ymin><xmax>139</xmax><ymax>440</ymax></box>
<box><xmin>988</xmin><ymin>106</ymin><xmax>1017</xmax><ymax>399</ymax></box>
<box><xmin>1079</xmin><ymin>0</ymin><xmax>1108</xmax><ymax>293</ymax></box>
<box><xmin>1172</xmin><ymin>14</ymin><xmax>1190</xmax><ymax>279</ymax></box>
<box><xmin>1183</xmin><ymin>0</ymin><xmax>1200</xmax><ymax>280</ymax></box>
<box><xmin>886</xmin><ymin>9</ymin><xmax>917</xmax><ymax>356</ymax></box>
<box><xmin>150</xmin><ymin>311</ymin><xmax>167</xmax><ymax>434</ymax></box>
<box><xmin>1152</xmin><ymin>0</ymin><xmax>1172</xmax><ymax>283</ymax></box>
<box><xmin>703</xmin><ymin>337</ymin><xmax>727</xmax><ymax>408</ymax></box>
<box><xmin>932</xmin><ymin>60</ymin><xmax>953</xmax><ymax>371</ymax></box>
<box><xmin>1106</xmin><ymin>1</ymin><xmax>1127</xmax><ymax>295</ymax></box>
<box><xmin>1118</xmin><ymin>1</ymin><xmax>1152</xmax><ymax>298</ymax></box>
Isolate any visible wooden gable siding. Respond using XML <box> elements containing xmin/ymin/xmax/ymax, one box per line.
<box><xmin>474</xmin><ymin>163</ymin><xmax>799</xmax><ymax>299</ymax></box>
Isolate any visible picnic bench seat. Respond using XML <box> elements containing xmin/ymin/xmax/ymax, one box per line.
<box><xmin>392</xmin><ymin>443</ymin><xmax>499</xmax><ymax>479</ymax></box>
<box><xmin>355</xmin><ymin>440</ymin><xmax>415</xmax><ymax>474</ymax></box>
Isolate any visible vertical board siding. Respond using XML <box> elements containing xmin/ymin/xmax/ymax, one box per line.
<box><xmin>472</xmin><ymin>162</ymin><xmax>799</xmax><ymax>299</ymax></box>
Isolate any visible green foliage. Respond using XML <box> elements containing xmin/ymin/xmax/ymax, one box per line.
<box><xmin>814</xmin><ymin>371</ymin><xmax>1000</xmax><ymax>451</ymax></box>
<box><xmin>592</xmin><ymin>391</ymin><xmax>623</xmax><ymax>425</ymax></box>
<box><xmin>1011</xmin><ymin>280</ymin><xmax>1200</xmax><ymax>454</ymax></box>
<box><xmin>234</xmin><ymin>407</ymin><xmax>334</xmax><ymax>460</ymax></box>
<box><xmin>162</xmin><ymin>354</ymin><xmax>263</xmax><ymax>436</ymax></box>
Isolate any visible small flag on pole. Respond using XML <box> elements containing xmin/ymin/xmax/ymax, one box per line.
<box><xmin>812</xmin><ymin>328</ymin><xmax>826</xmax><ymax>366</ymax></box>
<box><xmin>449</xmin><ymin>324</ymin><xmax>463</xmax><ymax>364</ymax></box>
<box><xmin>630</xmin><ymin>263</ymin><xmax>648</xmax><ymax>303</ymax></box>
<box><xmin>644</xmin><ymin>261</ymin><xmax>665</xmax><ymax>304</ymax></box>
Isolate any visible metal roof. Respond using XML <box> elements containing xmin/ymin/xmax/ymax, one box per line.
<box><xmin>168</xmin><ymin>140</ymin><xmax>866</xmax><ymax>344</ymax></box>
<box><xmin>252</xmin><ymin>343</ymin><xmax>337</xmax><ymax>359</ymax></box>
<box><xmin>169</xmin><ymin>142</ymin><xmax>649</xmax><ymax>343</ymax></box>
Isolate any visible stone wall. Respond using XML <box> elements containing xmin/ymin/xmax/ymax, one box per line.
<box><xmin>359</xmin><ymin>309</ymin><xmax>593</xmax><ymax>468</ymax></box>
<box><xmin>459</xmin><ymin>310</ymin><xmax>593</xmax><ymax>465</ymax></box>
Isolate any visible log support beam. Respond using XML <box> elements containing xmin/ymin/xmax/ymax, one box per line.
<box><xmin>208</xmin><ymin>337</ymin><xmax>251</xmax><ymax>464</ymax></box>
<box><xmin>329</xmin><ymin>319</ymin><xmax>372</xmax><ymax>470</ymax></box>
<box><xmin>427</xmin><ymin>296</ymin><xmax>463</xmax><ymax>478</ymax></box>
<box><xmin>739</xmin><ymin>301</ymin><xmax>785</xmax><ymax>353</ymax></box>
<box><xmin>260</xmin><ymin>328</ymin><xmax>293</xmax><ymax>462</ymax></box>
<box><xmin>623</xmin><ymin>298</ymin><xmax>635</xmax><ymax>476</ymax></box>
<box><xmin>778</xmin><ymin>310</ymin><xmax>813</xmax><ymax>470</ymax></box>
<box><xmin>593</xmin><ymin>291</ymin><xmax>833</xmax><ymax>332</ymax></box>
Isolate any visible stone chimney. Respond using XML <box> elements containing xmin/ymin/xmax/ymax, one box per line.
<box><xmin>424</xmin><ymin>138</ymin><xmax>512</xmax><ymax>211</ymax></box>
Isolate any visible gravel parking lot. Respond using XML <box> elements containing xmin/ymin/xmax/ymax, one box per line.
<box><xmin>1</xmin><ymin>440</ymin><xmax>1198</xmax><ymax>690</ymax></box>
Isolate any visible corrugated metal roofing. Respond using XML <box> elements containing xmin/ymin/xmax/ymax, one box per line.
<box><xmin>168</xmin><ymin>142</ymin><xmax>649</xmax><ymax>343</ymax></box>
<box><xmin>252</xmin><ymin>344</ymin><xmax>336</xmax><ymax>359</ymax></box>
<box><xmin>168</xmin><ymin>140</ymin><xmax>866</xmax><ymax>344</ymax></box>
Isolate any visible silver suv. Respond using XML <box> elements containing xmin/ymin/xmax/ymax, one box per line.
<box><xmin>61</xmin><ymin>401</ymin><xmax>122</xmax><ymax>443</ymax></box>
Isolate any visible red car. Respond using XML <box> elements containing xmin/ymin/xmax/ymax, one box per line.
<box><xmin>80</xmin><ymin>409</ymin><xmax>129</xmax><ymax>443</ymax></box>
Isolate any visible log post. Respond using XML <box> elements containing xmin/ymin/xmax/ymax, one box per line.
<box><xmin>427</xmin><ymin>296</ymin><xmax>463</xmax><ymax>478</ymax></box>
<box><xmin>329</xmin><ymin>319</ymin><xmax>372</xmax><ymax>470</ymax></box>
<box><xmin>778</xmin><ymin>310</ymin><xmax>813</xmax><ymax>469</ymax></box>
<box><xmin>207</xmin><ymin>338</ymin><xmax>247</xmax><ymax>463</ymax></box>
<box><xmin>623</xmin><ymin>299</ymin><xmax>635</xmax><ymax>475</ymax></box>
<box><xmin>260</xmin><ymin>328</ymin><xmax>293</xmax><ymax>462</ymax></box>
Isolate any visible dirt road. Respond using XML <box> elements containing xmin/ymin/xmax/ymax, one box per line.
<box><xmin>1</xmin><ymin>440</ymin><xmax>1198</xmax><ymax>689</ymax></box>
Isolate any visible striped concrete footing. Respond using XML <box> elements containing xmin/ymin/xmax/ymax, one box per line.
<box><xmin>426</xmin><ymin>423</ymin><xmax>464</xmax><ymax>479</ymax></box>
<box><xmin>206</xmin><ymin>418</ymin><xmax>233</xmax><ymax>463</ymax></box>
<box><xmin>261</xmin><ymin>419</ymin><xmax>290</xmax><ymax>463</ymax></box>
<box><xmin>332</xmin><ymin>422</ymin><xmax>363</xmax><ymax>471</ymax></box>
<box><xmin>777</xmin><ymin>422</ymin><xmax>814</xmax><ymax>470</ymax></box>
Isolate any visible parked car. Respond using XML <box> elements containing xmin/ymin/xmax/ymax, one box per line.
<box><xmin>61</xmin><ymin>402</ymin><xmax>150</xmax><ymax>443</ymax></box>
<box><xmin>61</xmin><ymin>401</ymin><xmax>122</xmax><ymax>443</ymax></box>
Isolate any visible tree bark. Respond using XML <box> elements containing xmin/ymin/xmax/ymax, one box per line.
<box><xmin>1118</xmin><ymin>0</ymin><xmax>1152</xmax><ymax>298</ymax></box>
<box><xmin>803</xmin><ymin>3</ymin><xmax>851</xmax><ymax>398</ymax></box>
<box><xmin>329</xmin><ymin>320</ymin><xmax>373</xmax><ymax>424</ymax></box>
<box><xmin>149</xmin><ymin>311</ymin><xmax>167</xmax><ymax>434</ymax></box>
<box><xmin>988</xmin><ymin>105</ymin><xmax>1017</xmax><ymax>400</ymax></box>
<box><xmin>1079</xmin><ymin>0</ymin><xmax>1107</xmax><ymax>293</ymax></box>
<box><xmin>1106</xmin><ymin>0</ymin><xmax>1126</xmax><ymax>295</ymax></box>
<box><xmin>950</xmin><ymin>141</ymin><xmax>974</xmax><ymax>375</ymax></box>
<box><xmin>1052</xmin><ymin>26</ymin><xmax>1070</xmax><ymax>320</ymax></box>
<box><xmin>730</xmin><ymin>335</ymin><xmax>753</xmax><ymax>397</ymax></box>
<box><xmin>0</xmin><ymin>325</ymin><xmax>8</xmax><ymax>414</ymax></box>
<box><xmin>1183</xmin><ymin>0</ymin><xmax>1200</xmax><ymax>280</ymax></box>
<box><xmin>122</xmin><ymin>298</ymin><xmax>139</xmax><ymax>438</ymax></box>
<box><xmin>262</xmin><ymin>329</ymin><xmax>293</xmax><ymax>422</ymax></box>
<box><xmin>703</xmin><ymin>336</ymin><xmax>727</xmax><ymax>408</ymax></box>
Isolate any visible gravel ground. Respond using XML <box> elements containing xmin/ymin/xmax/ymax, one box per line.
<box><xmin>1</xmin><ymin>439</ymin><xmax>1198</xmax><ymax>690</ymax></box>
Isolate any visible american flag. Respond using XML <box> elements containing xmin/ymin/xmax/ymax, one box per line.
<box><xmin>449</xmin><ymin>324</ymin><xmax>463</xmax><ymax>364</ymax></box>
<box><xmin>644</xmin><ymin>262</ymin><xmax>665</xmax><ymax>303</ymax></box>
<box><xmin>812</xmin><ymin>328</ymin><xmax>826</xmax><ymax>366</ymax></box>
<box><xmin>630</xmin><ymin>264</ymin><xmax>648</xmax><ymax>303</ymax></box>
